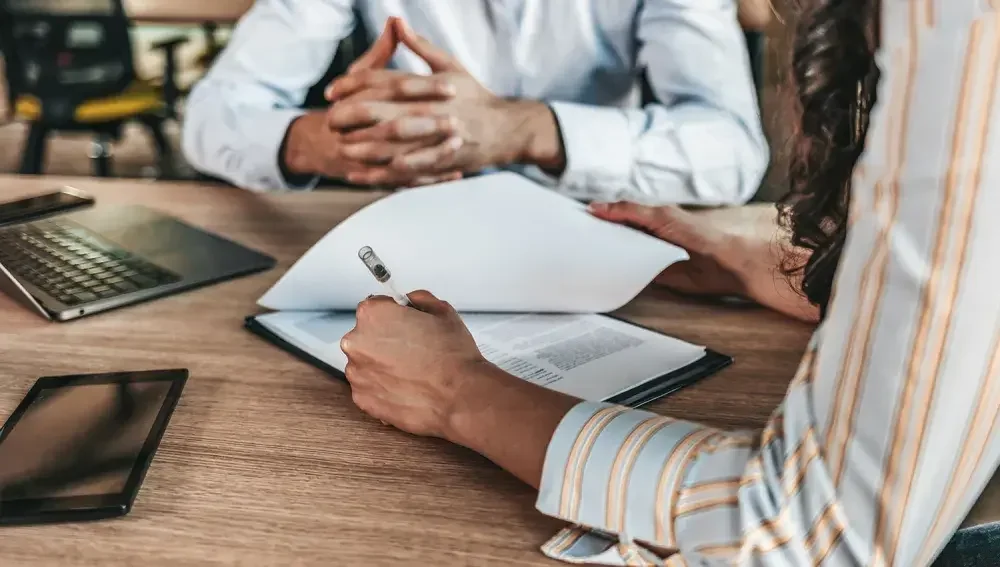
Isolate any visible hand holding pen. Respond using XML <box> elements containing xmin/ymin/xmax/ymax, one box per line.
<box><xmin>343</xmin><ymin>248</ymin><xmax>492</xmax><ymax>439</ymax></box>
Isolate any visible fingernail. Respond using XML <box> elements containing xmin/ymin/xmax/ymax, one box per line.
<box><xmin>439</xmin><ymin>82</ymin><xmax>457</xmax><ymax>96</ymax></box>
<box><xmin>446</xmin><ymin>136</ymin><xmax>464</xmax><ymax>151</ymax></box>
<box><xmin>588</xmin><ymin>202</ymin><xmax>606</xmax><ymax>213</ymax></box>
<box><xmin>398</xmin><ymin>117</ymin><xmax>438</xmax><ymax>137</ymax></box>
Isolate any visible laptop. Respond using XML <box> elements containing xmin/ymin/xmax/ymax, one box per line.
<box><xmin>0</xmin><ymin>197</ymin><xmax>275</xmax><ymax>322</ymax></box>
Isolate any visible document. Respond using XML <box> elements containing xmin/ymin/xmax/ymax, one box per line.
<box><xmin>250</xmin><ymin>173</ymin><xmax>720</xmax><ymax>404</ymax></box>
<box><xmin>253</xmin><ymin>311</ymin><xmax>706</xmax><ymax>402</ymax></box>
<box><xmin>258</xmin><ymin>172</ymin><xmax>687</xmax><ymax>314</ymax></box>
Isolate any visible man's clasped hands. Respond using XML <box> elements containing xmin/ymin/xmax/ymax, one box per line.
<box><xmin>284</xmin><ymin>17</ymin><xmax>565</xmax><ymax>188</ymax></box>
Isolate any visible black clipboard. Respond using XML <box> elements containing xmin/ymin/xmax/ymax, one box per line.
<box><xmin>244</xmin><ymin>314</ymin><xmax>732</xmax><ymax>409</ymax></box>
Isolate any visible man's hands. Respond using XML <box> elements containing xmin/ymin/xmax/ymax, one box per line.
<box><xmin>281</xmin><ymin>19</ymin><xmax>463</xmax><ymax>187</ymax></box>
<box><xmin>321</xmin><ymin>18</ymin><xmax>565</xmax><ymax>187</ymax></box>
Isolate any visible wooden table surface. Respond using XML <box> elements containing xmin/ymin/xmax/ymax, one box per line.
<box><xmin>0</xmin><ymin>175</ymin><xmax>991</xmax><ymax>565</ymax></box>
<box><xmin>125</xmin><ymin>0</ymin><xmax>252</xmax><ymax>24</ymax></box>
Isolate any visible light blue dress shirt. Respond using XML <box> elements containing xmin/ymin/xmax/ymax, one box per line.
<box><xmin>182</xmin><ymin>0</ymin><xmax>768</xmax><ymax>205</ymax></box>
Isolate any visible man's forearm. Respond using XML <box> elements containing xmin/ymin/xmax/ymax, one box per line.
<box><xmin>495</xmin><ymin>100</ymin><xmax>567</xmax><ymax>175</ymax></box>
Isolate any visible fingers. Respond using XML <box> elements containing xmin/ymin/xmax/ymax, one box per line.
<box><xmin>325</xmin><ymin>18</ymin><xmax>400</xmax><ymax>101</ymax></box>
<box><xmin>405</xmin><ymin>171</ymin><xmax>463</xmax><ymax>188</ymax></box>
<box><xmin>406</xmin><ymin>290</ymin><xmax>454</xmax><ymax>316</ymax></box>
<box><xmin>328</xmin><ymin>70</ymin><xmax>457</xmax><ymax>102</ymax></box>
<box><xmin>340</xmin><ymin>133</ymin><xmax>443</xmax><ymax>165</ymax></box>
<box><xmin>588</xmin><ymin>202</ymin><xmax>715</xmax><ymax>254</ymax></box>
<box><xmin>339</xmin><ymin>141</ymin><xmax>396</xmax><ymax>165</ymax></box>
<box><xmin>341</xmin><ymin>114</ymin><xmax>458</xmax><ymax>144</ymax></box>
<box><xmin>587</xmin><ymin>201</ymin><xmax>675</xmax><ymax>234</ymax></box>
<box><xmin>347</xmin><ymin>166</ymin><xmax>461</xmax><ymax>187</ymax></box>
<box><xmin>393</xmin><ymin>18</ymin><xmax>464</xmax><ymax>72</ymax></box>
<box><xmin>345</xmin><ymin>167</ymin><xmax>403</xmax><ymax>186</ymax></box>
<box><xmin>355</xmin><ymin>294</ymin><xmax>399</xmax><ymax>321</ymax></box>
<box><xmin>327</xmin><ymin>101</ymin><xmax>436</xmax><ymax>131</ymax></box>
<box><xmin>341</xmin><ymin>295</ymin><xmax>398</xmax><ymax>362</ymax></box>
<box><xmin>346</xmin><ymin>18</ymin><xmax>400</xmax><ymax>73</ymax></box>
<box><xmin>326</xmin><ymin>101</ymin><xmax>464</xmax><ymax>185</ymax></box>
<box><xmin>391</xmin><ymin>136</ymin><xmax>464</xmax><ymax>171</ymax></box>
<box><xmin>345</xmin><ymin>136</ymin><xmax>463</xmax><ymax>186</ymax></box>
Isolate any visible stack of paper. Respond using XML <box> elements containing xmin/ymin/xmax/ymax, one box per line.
<box><xmin>250</xmin><ymin>173</ymin><xmax>725</xmax><ymax>404</ymax></box>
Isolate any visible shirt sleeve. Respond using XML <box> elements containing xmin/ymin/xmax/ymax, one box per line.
<box><xmin>180</xmin><ymin>0</ymin><xmax>355</xmax><ymax>192</ymax></box>
<box><xmin>536</xmin><ymin>0</ymin><xmax>768</xmax><ymax>206</ymax></box>
<box><xmin>535</xmin><ymin>5</ymin><xmax>1000</xmax><ymax>565</ymax></box>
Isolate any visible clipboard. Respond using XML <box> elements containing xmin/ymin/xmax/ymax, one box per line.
<box><xmin>244</xmin><ymin>315</ymin><xmax>732</xmax><ymax>408</ymax></box>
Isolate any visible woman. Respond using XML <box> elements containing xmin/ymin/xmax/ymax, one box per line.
<box><xmin>339</xmin><ymin>0</ymin><xmax>1000</xmax><ymax>564</ymax></box>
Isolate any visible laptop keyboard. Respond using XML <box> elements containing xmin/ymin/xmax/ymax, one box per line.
<box><xmin>0</xmin><ymin>221</ymin><xmax>180</xmax><ymax>307</ymax></box>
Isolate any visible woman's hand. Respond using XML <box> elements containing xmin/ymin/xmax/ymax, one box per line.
<box><xmin>340</xmin><ymin>290</ymin><xmax>581</xmax><ymax>487</ymax></box>
<box><xmin>339</xmin><ymin>291</ymin><xmax>487</xmax><ymax>438</ymax></box>
<box><xmin>589</xmin><ymin>202</ymin><xmax>820</xmax><ymax>323</ymax></box>
<box><xmin>589</xmin><ymin>202</ymin><xmax>749</xmax><ymax>297</ymax></box>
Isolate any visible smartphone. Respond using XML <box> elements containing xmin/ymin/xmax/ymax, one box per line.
<box><xmin>0</xmin><ymin>187</ymin><xmax>95</xmax><ymax>227</ymax></box>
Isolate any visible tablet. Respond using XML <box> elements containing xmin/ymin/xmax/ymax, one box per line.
<box><xmin>0</xmin><ymin>369</ymin><xmax>187</xmax><ymax>526</ymax></box>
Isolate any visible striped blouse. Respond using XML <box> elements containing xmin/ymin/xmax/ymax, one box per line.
<box><xmin>535</xmin><ymin>2</ymin><xmax>1000</xmax><ymax>565</ymax></box>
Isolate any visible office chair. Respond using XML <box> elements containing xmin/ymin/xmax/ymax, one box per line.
<box><xmin>193</xmin><ymin>22</ymin><xmax>223</xmax><ymax>75</ymax></box>
<box><xmin>0</xmin><ymin>0</ymin><xmax>187</xmax><ymax>177</ymax></box>
<box><xmin>0</xmin><ymin>6</ymin><xmax>18</xmax><ymax>120</ymax></box>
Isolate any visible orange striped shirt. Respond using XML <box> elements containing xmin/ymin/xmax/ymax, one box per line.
<box><xmin>536</xmin><ymin>2</ymin><xmax>1000</xmax><ymax>565</ymax></box>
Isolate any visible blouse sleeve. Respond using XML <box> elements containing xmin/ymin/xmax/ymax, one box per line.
<box><xmin>535</xmin><ymin>4</ymin><xmax>1000</xmax><ymax>565</ymax></box>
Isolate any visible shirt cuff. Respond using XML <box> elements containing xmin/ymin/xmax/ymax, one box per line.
<box><xmin>547</xmin><ymin>102</ymin><xmax>633</xmax><ymax>199</ymax></box>
<box><xmin>248</xmin><ymin>108</ymin><xmax>319</xmax><ymax>192</ymax></box>
<box><xmin>536</xmin><ymin>401</ymin><xmax>721</xmax><ymax>563</ymax></box>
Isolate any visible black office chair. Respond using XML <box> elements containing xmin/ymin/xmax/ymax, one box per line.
<box><xmin>0</xmin><ymin>6</ymin><xmax>19</xmax><ymax>119</ymax></box>
<box><xmin>0</xmin><ymin>0</ymin><xmax>187</xmax><ymax>177</ymax></box>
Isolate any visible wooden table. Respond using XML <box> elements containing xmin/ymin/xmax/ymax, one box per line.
<box><xmin>125</xmin><ymin>0</ymin><xmax>252</xmax><ymax>24</ymax></box>
<box><xmin>0</xmin><ymin>176</ymin><xmax>989</xmax><ymax>565</ymax></box>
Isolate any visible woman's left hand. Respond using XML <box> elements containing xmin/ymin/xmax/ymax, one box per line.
<box><xmin>340</xmin><ymin>290</ymin><xmax>488</xmax><ymax>438</ymax></box>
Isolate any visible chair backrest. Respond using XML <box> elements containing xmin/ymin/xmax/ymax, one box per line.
<box><xmin>0</xmin><ymin>0</ymin><xmax>135</xmax><ymax>118</ymax></box>
<box><xmin>0</xmin><ymin>5</ymin><xmax>19</xmax><ymax>111</ymax></box>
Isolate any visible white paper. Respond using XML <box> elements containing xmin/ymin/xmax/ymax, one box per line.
<box><xmin>254</xmin><ymin>311</ymin><xmax>706</xmax><ymax>402</ymax></box>
<box><xmin>258</xmin><ymin>172</ymin><xmax>687</xmax><ymax>313</ymax></box>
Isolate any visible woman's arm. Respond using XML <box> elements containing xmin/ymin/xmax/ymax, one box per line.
<box><xmin>738</xmin><ymin>0</ymin><xmax>775</xmax><ymax>31</ymax></box>
<box><xmin>343</xmin><ymin>7</ymin><xmax>1000</xmax><ymax>566</ymax></box>
<box><xmin>524</xmin><ymin>8</ymin><xmax>1000</xmax><ymax>565</ymax></box>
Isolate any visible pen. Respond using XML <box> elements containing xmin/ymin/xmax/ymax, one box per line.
<box><xmin>358</xmin><ymin>246</ymin><xmax>410</xmax><ymax>306</ymax></box>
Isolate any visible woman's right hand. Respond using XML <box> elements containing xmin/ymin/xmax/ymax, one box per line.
<box><xmin>588</xmin><ymin>202</ymin><xmax>820</xmax><ymax>323</ymax></box>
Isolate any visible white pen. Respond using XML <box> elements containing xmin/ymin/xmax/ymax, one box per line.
<box><xmin>358</xmin><ymin>246</ymin><xmax>410</xmax><ymax>306</ymax></box>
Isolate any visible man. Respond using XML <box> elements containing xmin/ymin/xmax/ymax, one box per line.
<box><xmin>182</xmin><ymin>0</ymin><xmax>768</xmax><ymax>205</ymax></box>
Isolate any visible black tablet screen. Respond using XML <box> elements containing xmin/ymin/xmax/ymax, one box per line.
<box><xmin>0</xmin><ymin>379</ymin><xmax>173</xmax><ymax>501</ymax></box>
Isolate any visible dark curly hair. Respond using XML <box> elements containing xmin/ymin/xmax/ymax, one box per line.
<box><xmin>779</xmin><ymin>0</ymin><xmax>881</xmax><ymax>318</ymax></box>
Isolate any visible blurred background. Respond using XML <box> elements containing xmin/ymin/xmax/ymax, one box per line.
<box><xmin>0</xmin><ymin>0</ymin><xmax>795</xmax><ymax>201</ymax></box>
